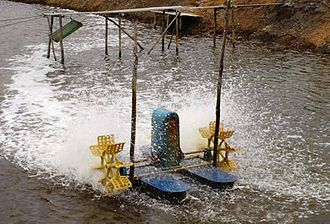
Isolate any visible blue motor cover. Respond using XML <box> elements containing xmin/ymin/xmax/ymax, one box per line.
<box><xmin>151</xmin><ymin>108</ymin><xmax>183</xmax><ymax>169</ymax></box>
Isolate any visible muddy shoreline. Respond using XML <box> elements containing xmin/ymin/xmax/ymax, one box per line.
<box><xmin>8</xmin><ymin>0</ymin><xmax>330</xmax><ymax>53</ymax></box>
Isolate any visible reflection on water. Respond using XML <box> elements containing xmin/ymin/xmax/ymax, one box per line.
<box><xmin>0</xmin><ymin>0</ymin><xmax>329</xmax><ymax>223</ymax></box>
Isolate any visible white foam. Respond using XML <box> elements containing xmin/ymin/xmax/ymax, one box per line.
<box><xmin>1</xmin><ymin>37</ymin><xmax>328</xmax><ymax>214</ymax></box>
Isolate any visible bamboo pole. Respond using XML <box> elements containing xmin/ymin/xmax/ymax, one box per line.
<box><xmin>59</xmin><ymin>15</ymin><xmax>65</xmax><ymax>65</ymax></box>
<box><xmin>106</xmin><ymin>17</ymin><xmax>144</xmax><ymax>50</ymax></box>
<box><xmin>213</xmin><ymin>9</ymin><xmax>217</xmax><ymax>47</ymax></box>
<box><xmin>47</xmin><ymin>16</ymin><xmax>52</xmax><ymax>58</ymax></box>
<box><xmin>147</xmin><ymin>12</ymin><xmax>180</xmax><ymax>54</ymax></box>
<box><xmin>231</xmin><ymin>5</ymin><xmax>236</xmax><ymax>48</ymax></box>
<box><xmin>118</xmin><ymin>14</ymin><xmax>122</xmax><ymax>58</ymax></box>
<box><xmin>129</xmin><ymin>22</ymin><xmax>138</xmax><ymax>181</ymax></box>
<box><xmin>153</xmin><ymin>13</ymin><xmax>157</xmax><ymax>29</ymax></box>
<box><xmin>46</xmin><ymin>16</ymin><xmax>57</xmax><ymax>61</ymax></box>
<box><xmin>161</xmin><ymin>10</ymin><xmax>165</xmax><ymax>52</ymax></box>
<box><xmin>175</xmin><ymin>11</ymin><xmax>180</xmax><ymax>55</ymax></box>
<box><xmin>213</xmin><ymin>0</ymin><xmax>231</xmax><ymax>167</ymax></box>
<box><xmin>167</xmin><ymin>25</ymin><xmax>175</xmax><ymax>49</ymax></box>
<box><xmin>105</xmin><ymin>16</ymin><xmax>108</xmax><ymax>55</ymax></box>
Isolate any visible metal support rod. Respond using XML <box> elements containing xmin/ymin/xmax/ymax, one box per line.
<box><xmin>161</xmin><ymin>10</ymin><xmax>165</xmax><ymax>52</ymax></box>
<box><xmin>118</xmin><ymin>13</ymin><xmax>122</xmax><ymax>58</ymax></box>
<box><xmin>129</xmin><ymin>22</ymin><xmax>138</xmax><ymax>181</ymax></box>
<box><xmin>184</xmin><ymin>149</ymin><xmax>208</xmax><ymax>155</ymax></box>
<box><xmin>105</xmin><ymin>16</ymin><xmax>108</xmax><ymax>55</ymax></box>
<box><xmin>59</xmin><ymin>15</ymin><xmax>64</xmax><ymax>65</ymax></box>
<box><xmin>231</xmin><ymin>6</ymin><xmax>236</xmax><ymax>48</ymax></box>
<box><xmin>213</xmin><ymin>0</ymin><xmax>231</xmax><ymax>167</ymax></box>
<box><xmin>106</xmin><ymin>17</ymin><xmax>144</xmax><ymax>50</ymax></box>
<box><xmin>147</xmin><ymin>12</ymin><xmax>181</xmax><ymax>54</ymax></box>
<box><xmin>213</xmin><ymin>9</ymin><xmax>217</xmax><ymax>47</ymax></box>
<box><xmin>135</xmin><ymin>161</ymin><xmax>212</xmax><ymax>179</ymax></box>
<box><xmin>175</xmin><ymin>11</ymin><xmax>179</xmax><ymax>55</ymax></box>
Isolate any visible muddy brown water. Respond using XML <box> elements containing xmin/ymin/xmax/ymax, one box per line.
<box><xmin>0</xmin><ymin>1</ymin><xmax>329</xmax><ymax>223</ymax></box>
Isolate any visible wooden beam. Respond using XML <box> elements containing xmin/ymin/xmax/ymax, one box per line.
<box><xmin>213</xmin><ymin>0</ymin><xmax>231</xmax><ymax>167</ymax></box>
<box><xmin>59</xmin><ymin>15</ymin><xmax>64</xmax><ymax>65</ymax></box>
<box><xmin>43</xmin><ymin>3</ymin><xmax>287</xmax><ymax>16</ymax></box>
<box><xmin>106</xmin><ymin>17</ymin><xmax>144</xmax><ymax>50</ymax></box>
<box><xmin>147</xmin><ymin>12</ymin><xmax>181</xmax><ymax>54</ymax></box>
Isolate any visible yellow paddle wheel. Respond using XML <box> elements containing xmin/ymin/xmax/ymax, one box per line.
<box><xmin>90</xmin><ymin>135</ymin><xmax>133</xmax><ymax>192</ymax></box>
<box><xmin>199</xmin><ymin>121</ymin><xmax>239</xmax><ymax>172</ymax></box>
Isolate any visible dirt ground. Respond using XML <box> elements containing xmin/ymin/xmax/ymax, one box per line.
<box><xmin>11</xmin><ymin>0</ymin><xmax>330</xmax><ymax>53</ymax></box>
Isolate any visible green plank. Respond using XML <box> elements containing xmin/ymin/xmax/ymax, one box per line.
<box><xmin>51</xmin><ymin>20</ymin><xmax>83</xmax><ymax>42</ymax></box>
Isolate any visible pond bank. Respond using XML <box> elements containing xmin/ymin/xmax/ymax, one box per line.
<box><xmin>10</xmin><ymin>0</ymin><xmax>330</xmax><ymax>53</ymax></box>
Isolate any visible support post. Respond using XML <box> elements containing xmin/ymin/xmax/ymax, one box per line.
<box><xmin>161</xmin><ymin>10</ymin><xmax>165</xmax><ymax>52</ymax></box>
<box><xmin>147</xmin><ymin>12</ymin><xmax>180</xmax><ymax>54</ymax></box>
<box><xmin>213</xmin><ymin>9</ymin><xmax>217</xmax><ymax>48</ymax></box>
<box><xmin>231</xmin><ymin>6</ymin><xmax>236</xmax><ymax>48</ymax></box>
<box><xmin>58</xmin><ymin>15</ymin><xmax>65</xmax><ymax>65</ymax></box>
<box><xmin>105</xmin><ymin>16</ymin><xmax>108</xmax><ymax>55</ymax></box>
<box><xmin>153</xmin><ymin>13</ymin><xmax>157</xmax><ymax>29</ymax></box>
<box><xmin>106</xmin><ymin>17</ymin><xmax>144</xmax><ymax>50</ymax></box>
<box><xmin>47</xmin><ymin>16</ymin><xmax>53</xmax><ymax>59</ymax></box>
<box><xmin>213</xmin><ymin>0</ymin><xmax>231</xmax><ymax>167</ymax></box>
<box><xmin>175</xmin><ymin>11</ymin><xmax>179</xmax><ymax>55</ymax></box>
<box><xmin>118</xmin><ymin>13</ymin><xmax>122</xmax><ymax>58</ymax></box>
<box><xmin>167</xmin><ymin>25</ymin><xmax>175</xmax><ymax>49</ymax></box>
<box><xmin>129</xmin><ymin>22</ymin><xmax>138</xmax><ymax>181</ymax></box>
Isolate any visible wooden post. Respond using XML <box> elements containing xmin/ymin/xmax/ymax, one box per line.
<box><xmin>175</xmin><ymin>11</ymin><xmax>179</xmax><ymax>55</ymax></box>
<box><xmin>161</xmin><ymin>10</ymin><xmax>165</xmax><ymax>52</ymax></box>
<box><xmin>153</xmin><ymin>13</ymin><xmax>157</xmax><ymax>30</ymax></box>
<box><xmin>213</xmin><ymin>9</ymin><xmax>217</xmax><ymax>48</ymax></box>
<box><xmin>231</xmin><ymin>6</ymin><xmax>236</xmax><ymax>48</ymax></box>
<box><xmin>167</xmin><ymin>25</ymin><xmax>175</xmax><ymax>49</ymax></box>
<box><xmin>118</xmin><ymin>13</ymin><xmax>122</xmax><ymax>58</ymax></box>
<box><xmin>147</xmin><ymin>12</ymin><xmax>180</xmax><ymax>54</ymax></box>
<box><xmin>59</xmin><ymin>15</ymin><xmax>64</xmax><ymax>65</ymax></box>
<box><xmin>106</xmin><ymin>17</ymin><xmax>144</xmax><ymax>50</ymax></box>
<box><xmin>105</xmin><ymin>16</ymin><xmax>108</xmax><ymax>55</ymax></box>
<box><xmin>213</xmin><ymin>0</ymin><xmax>231</xmax><ymax>167</ymax></box>
<box><xmin>47</xmin><ymin>16</ymin><xmax>53</xmax><ymax>58</ymax></box>
<box><xmin>129</xmin><ymin>22</ymin><xmax>138</xmax><ymax>181</ymax></box>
